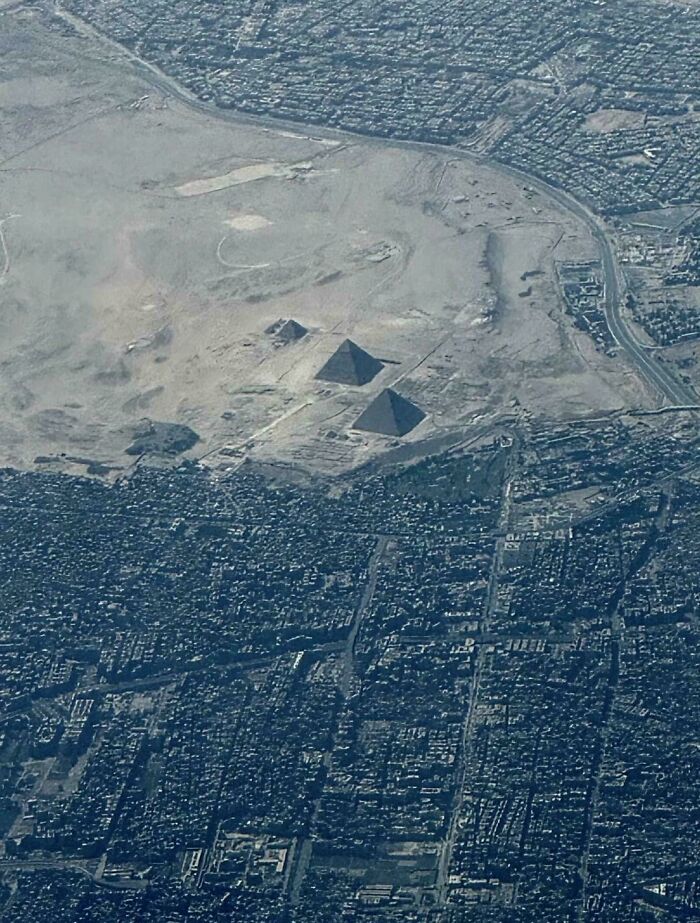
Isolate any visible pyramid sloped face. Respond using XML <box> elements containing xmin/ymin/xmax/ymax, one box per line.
<box><xmin>276</xmin><ymin>318</ymin><xmax>307</xmax><ymax>342</ymax></box>
<box><xmin>266</xmin><ymin>318</ymin><xmax>308</xmax><ymax>341</ymax></box>
<box><xmin>354</xmin><ymin>388</ymin><xmax>425</xmax><ymax>437</ymax></box>
<box><xmin>315</xmin><ymin>339</ymin><xmax>383</xmax><ymax>386</ymax></box>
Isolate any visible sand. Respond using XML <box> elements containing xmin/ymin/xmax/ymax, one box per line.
<box><xmin>0</xmin><ymin>7</ymin><xmax>645</xmax><ymax>478</ymax></box>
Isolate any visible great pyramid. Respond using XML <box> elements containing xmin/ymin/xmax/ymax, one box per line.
<box><xmin>315</xmin><ymin>339</ymin><xmax>383</xmax><ymax>386</ymax></box>
<box><xmin>353</xmin><ymin>388</ymin><xmax>425</xmax><ymax>437</ymax></box>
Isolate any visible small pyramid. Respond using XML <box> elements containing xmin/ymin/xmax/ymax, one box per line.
<box><xmin>265</xmin><ymin>318</ymin><xmax>308</xmax><ymax>342</ymax></box>
<box><xmin>354</xmin><ymin>388</ymin><xmax>425</xmax><ymax>437</ymax></box>
<box><xmin>315</xmin><ymin>338</ymin><xmax>383</xmax><ymax>386</ymax></box>
<box><xmin>276</xmin><ymin>318</ymin><xmax>307</xmax><ymax>343</ymax></box>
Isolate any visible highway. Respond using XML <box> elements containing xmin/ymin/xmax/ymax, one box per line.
<box><xmin>53</xmin><ymin>0</ymin><xmax>699</xmax><ymax>410</ymax></box>
<box><xmin>505</xmin><ymin>175</ymin><xmax>699</xmax><ymax>408</ymax></box>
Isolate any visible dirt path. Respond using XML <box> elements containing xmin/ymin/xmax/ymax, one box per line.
<box><xmin>0</xmin><ymin>213</ymin><xmax>20</xmax><ymax>285</ymax></box>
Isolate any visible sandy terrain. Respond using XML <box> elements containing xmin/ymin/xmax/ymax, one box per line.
<box><xmin>0</xmin><ymin>8</ymin><xmax>647</xmax><ymax>476</ymax></box>
<box><xmin>584</xmin><ymin>109</ymin><xmax>648</xmax><ymax>134</ymax></box>
<box><xmin>174</xmin><ymin>161</ymin><xmax>313</xmax><ymax>197</ymax></box>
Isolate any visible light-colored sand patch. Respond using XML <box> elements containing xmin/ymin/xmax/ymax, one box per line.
<box><xmin>272</xmin><ymin>129</ymin><xmax>341</xmax><ymax>148</ymax></box>
<box><xmin>584</xmin><ymin>109</ymin><xmax>647</xmax><ymax>134</ymax></box>
<box><xmin>176</xmin><ymin>163</ymin><xmax>286</xmax><ymax>196</ymax></box>
<box><xmin>175</xmin><ymin>161</ymin><xmax>313</xmax><ymax>196</ymax></box>
<box><xmin>618</xmin><ymin>153</ymin><xmax>654</xmax><ymax>167</ymax></box>
<box><xmin>224</xmin><ymin>213</ymin><xmax>273</xmax><ymax>231</ymax></box>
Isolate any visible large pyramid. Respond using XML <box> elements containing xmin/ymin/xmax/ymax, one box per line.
<box><xmin>354</xmin><ymin>388</ymin><xmax>425</xmax><ymax>437</ymax></box>
<box><xmin>315</xmin><ymin>338</ymin><xmax>383</xmax><ymax>386</ymax></box>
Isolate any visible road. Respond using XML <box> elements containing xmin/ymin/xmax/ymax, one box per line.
<box><xmin>339</xmin><ymin>534</ymin><xmax>388</xmax><ymax>697</ymax></box>
<box><xmin>435</xmin><ymin>439</ymin><xmax>518</xmax><ymax>906</ymax></box>
<box><xmin>505</xmin><ymin>177</ymin><xmax>698</xmax><ymax>408</ymax></box>
<box><xmin>0</xmin><ymin>214</ymin><xmax>20</xmax><ymax>286</ymax></box>
<box><xmin>286</xmin><ymin>534</ymin><xmax>388</xmax><ymax>905</ymax></box>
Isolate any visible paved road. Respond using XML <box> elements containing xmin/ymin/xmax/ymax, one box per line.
<box><xmin>52</xmin><ymin>0</ymin><xmax>699</xmax><ymax>409</ymax></box>
<box><xmin>339</xmin><ymin>534</ymin><xmax>388</xmax><ymax>697</ymax></box>
<box><xmin>435</xmin><ymin>438</ymin><xmax>518</xmax><ymax>904</ymax></box>
<box><xmin>509</xmin><ymin>177</ymin><xmax>699</xmax><ymax>408</ymax></box>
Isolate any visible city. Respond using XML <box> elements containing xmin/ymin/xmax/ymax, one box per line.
<box><xmin>0</xmin><ymin>414</ymin><xmax>699</xmax><ymax>920</ymax></box>
<box><xmin>0</xmin><ymin>0</ymin><xmax>698</xmax><ymax>920</ymax></box>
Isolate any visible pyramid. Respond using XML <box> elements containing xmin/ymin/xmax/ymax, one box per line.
<box><xmin>276</xmin><ymin>318</ymin><xmax>307</xmax><ymax>343</ymax></box>
<box><xmin>315</xmin><ymin>339</ymin><xmax>383</xmax><ymax>386</ymax></box>
<box><xmin>353</xmin><ymin>388</ymin><xmax>425</xmax><ymax>437</ymax></box>
<box><xmin>265</xmin><ymin>318</ymin><xmax>308</xmax><ymax>342</ymax></box>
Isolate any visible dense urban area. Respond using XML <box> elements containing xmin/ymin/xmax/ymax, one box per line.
<box><xmin>1</xmin><ymin>413</ymin><xmax>700</xmax><ymax>921</ymax></box>
<box><xmin>1</xmin><ymin>0</ymin><xmax>699</xmax><ymax>919</ymax></box>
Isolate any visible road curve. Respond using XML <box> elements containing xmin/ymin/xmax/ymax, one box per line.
<box><xmin>52</xmin><ymin>0</ymin><xmax>699</xmax><ymax>409</ymax></box>
<box><xmin>508</xmin><ymin>177</ymin><xmax>698</xmax><ymax>408</ymax></box>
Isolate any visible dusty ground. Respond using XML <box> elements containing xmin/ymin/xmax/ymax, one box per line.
<box><xmin>583</xmin><ymin>109</ymin><xmax>648</xmax><ymax>134</ymax></box>
<box><xmin>0</xmin><ymin>7</ymin><xmax>647</xmax><ymax>477</ymax></box>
